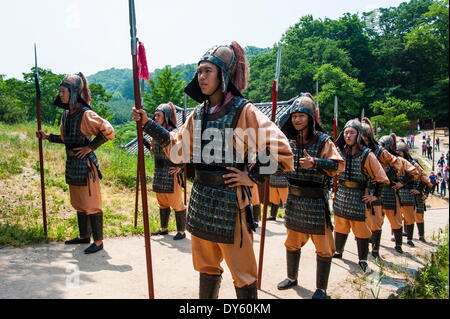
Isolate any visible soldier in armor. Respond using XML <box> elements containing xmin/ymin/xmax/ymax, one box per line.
<box><xmin>36</xmin><ymin>73</ymin><xmax>115</xmax><ymax>254</ymax></box>
<box><xmin>361</xmin><ymin>119</ymin><xmax>404</xmax><ymax>258</ymax></box>
<box><xmin>396</xmin><ymin>139</ymin><xmax>430</xmax><ymax>246</ymax></box>
<box><xmin>378</xmin><ymin>134</ymin><xmax>419</xmax><ymax>253</ymax></box>
<box><xmin>132</xmin><ymin>41</ymin><xmax>294</xmax><ymax>299</ymax></box>
<box><xmin>332</xmin><ymin>119</ymin><xmax>389</xmax><ymax>272</ymax></box>
<box><xmin>276</xmin><ymin>94</ymin><xmax>344</xmax><ymax>299</ymax></box>
<box><xmin>267</xmin><ymin>171</ymin><xmax>289</xmax><ymax>221</ymax></box>
<box><xmin>149</xmin><ymin>102</ymin><xmax>187</xmax><ymax>240</ymax></box>
<box><xmin>413</xmin><ymin>163</ymin><xmax>432</xmax><ymax>242</ymax></box>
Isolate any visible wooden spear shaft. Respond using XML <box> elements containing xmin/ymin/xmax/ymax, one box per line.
<box><xmin>257</xmin><ymin>80</ymin><xmax>278</xmax><ymax>290</ymax></box>
<box><xmin>34</xmin><ymin>44</ymin><xmax>47</xmax><ymax>236</ymax></box>
<box><xmin>129</xmin><ymin>0</ymin><xmax>154</xmax><ymax>299</ymax></box>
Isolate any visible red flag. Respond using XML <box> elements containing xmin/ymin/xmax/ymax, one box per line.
<box><xmin>137</xmin><ymin>42</ymin><xmax>150</xmax><ymax>81</ymax></box>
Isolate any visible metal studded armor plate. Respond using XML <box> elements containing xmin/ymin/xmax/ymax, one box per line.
<box><xmin>63</xmin><ymin>107</ymin><xmax>101</xmax><ymax>186</ymax></box>
<box><xmin>284</xmin><ymin>132</ymin><xmax>331</xmax><ymax>234</ymax></box>
<box><xmin>269</xmin><ymin>171</ymin><xmax>289</xmax><ymax>188</ymax></box>
<box><xmin>152</xmin><ymin>130</ymin><xmax>177</xmax><ymax>193</ymax></box>
<box><xmin>397</xmin><ymin>174</ymin><xmax>416</xmax><ymax>206</ymax></box>
<box><xmin>333</xmin><ymin>147</ymin><xmax>371</xmax><ymax>221</ymax></box>
<box><xmin>415</xmin><ymin>180</ymin><xmax>426</xmax><ymax>213</ymax></box>
<box><xmin>187</xmin><ymin>96</ymin><xmax>249</xmax><ymax>244</ymax></box>
<box><xmin>379</xmin><ymin>186</ymin><xmax>398</xmax><ymax>210</ymax></box>
<box><xmin>372</xmin><ymin>147</ymin><xmax>397</xmax><ymax>210</ymax></box>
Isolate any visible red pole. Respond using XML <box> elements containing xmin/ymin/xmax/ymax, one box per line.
<box><xmin>129</xmin><ymin>0</ymin><xmax>154</xmax><ymax>299</ymax></box>
<box><xmin>332</xmin><ymin>118</ymin><xmax>338</xmax><ymax>195</ymax></box>
<box><xmin>134</xmin><ymin>164</ymin><xmax>139</xmax><ymax>227</ymax></box>
<box><xmin>132</xmin><ymin>54</ymin><xmax>155</xmax><ymax>299</ymax></box>
<box><xmin>257</xmin><ymin>80</ymin><xmax>278</xmax><ymax>290</ymax></box>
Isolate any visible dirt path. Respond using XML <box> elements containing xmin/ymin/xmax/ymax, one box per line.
<box><xmin>0</xmin><ymin>203</ymin><xmax>447</xmax><ymax>299</ymax></box>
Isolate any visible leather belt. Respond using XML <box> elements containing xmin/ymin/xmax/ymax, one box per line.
<box><xmin>194</xmin><ymin>169</ymin><xmax>229</xmax><ymax>187</ymax></box>
<box><xmin>289</xmin><ymin>185</ymin><xmax>326</xmax><ymax>198</ymax></box>
<box><xmin>155</xmin><ymin>159</ymin><xmax>171</xmax><ymax>167</ymax></box>
<box><xmin>341</xmin><ymin>181</ymin><xmax>366</xmax><ymax>189</ymax></box>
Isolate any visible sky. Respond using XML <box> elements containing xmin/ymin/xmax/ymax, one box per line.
<box><xmin>0</xmin><ymin>0</ymin><xmax>407</xmax><ymax>80</ymax></box>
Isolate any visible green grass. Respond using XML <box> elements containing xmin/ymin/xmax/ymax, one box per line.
<box><xmin>0</xmin><ymin>122</ymin><xmax>175</xmax><ymax>247</ymax></box>
<box><xmin>399</xmin><ymin>225</ymin><xmax>449</xmax><ymax>299</ymax></box>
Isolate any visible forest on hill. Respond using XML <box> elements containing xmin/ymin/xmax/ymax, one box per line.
<box><xmin>0</xmin><ymin>0</ymin><xmax>447</xmax><ymax>134</ymax></box>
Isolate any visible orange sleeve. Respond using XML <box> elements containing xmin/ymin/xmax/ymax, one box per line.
<box><xmin>161</xmin><ymin>110</ymin><xmax>196</xmax><ymax>164</ymax></box>
<box><xmin>399</xmin><ymin>157</ymin><xmax>420</xmax><ymax>180</ymax></box>
<box><xmin>363</xmin><ymin>152</ymin><xmax>390</xmax><ymax>184</ymax></box>
<box><xmin>80</xmin><ymin>110</ymin><xmax>115</xmax><ymax>140</ymax></box>
<box><xmin>318</xmin><ymin>138</ymin><xmax>345</xmax><ymax>177</ymax></box>
<box><xmin>414</xmin><ymin>163</ymin><xmax>433</xmax><ymax>187</ymax></box>
<box><xmin>379</xmin><ymin>149</ymin><xmax>401</xmax><ymax>170</ymax></box>
<box><xmin>234</xmin><ymin>103</ymin><xmax>294</xmax><ymax>173</ymax></box>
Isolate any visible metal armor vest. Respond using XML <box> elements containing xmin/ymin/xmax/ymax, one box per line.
<box><xmin>187</xmin><ymin>96</ymin><xmax>249</xmax><ymax>244</ymax></box>
<box><xmin>414</xmin><ymin>180</ymin><xmax>426</xmax><ymax>213</ymax></box>
<box><xmin>373</xmin><ymin>146</ymin><xmax>397</xmax><ymax>210</ymax></box>
<box><xmin>63</xmin><ymin>107</ymin><xmax>100</xmax><ymax>186</ymax></box>
<box><xmin>285</xmin><ymin>132</ymin><xmax>331</xmax><ymax>235</ymax></box>
<box><xmin>397</xmin><ymin>158</ymin><xmax>417</xmax><ymax>207</ymax></box>
<box><xmin>269</xmin><ymin>171</ymin><xmax>289</xmax><ymax>188</ymax></box>
<box><xmin>333</xmin><ymin>147</ymin><xmax>371</xmax><ymax>221</ymax></box>
<box><xmin>152</xmin><ymin>128</ymin><xmax>178</xmax><ymax>193</ymax></box>
<box><xmin>287</xmin><ymin>132</ymin><xmax>329</xmax><ymax>185</ymax></box>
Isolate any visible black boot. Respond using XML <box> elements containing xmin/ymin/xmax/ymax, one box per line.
<box><xmin>417</xmin><ymin>223</ymin><xmax>426</xmax><ymax>242</ymax></box>
<box><xmin>393</xmin><ymin>228</ymin><xmax>404</xmax><ymax>254</ymax></box>
<box><xmin>406</xmin><ymin>224</ymin><xmax>415</xmax><ymax>247</ymax></box>
<box><xmin>333</xmin><ymin>233</ymin><xmax>348</xmax><ymax>259</ymax></box>
<box><xmin>65</xmin><ymin>212</ymin><xmax>91</xmax><ymax>244</ymax></box>
<box><xmin>173</xmin><ymin>209</ymin><xmax>186</xmax><ymax>240</ymax></box>
<box><xmin>235</xmin><ymin>282</ymin><xmax>258</xmax><ymax>299</ymax></box>
<box><xmin>152</xmin><ymin>208</ymin><xmax>171</xmax><ymax>235</ymax></box>
<box><xmin>84</xmin><ymin>213</ymin><xmax>103</xmax><ymax>254</ymax></box>
<box><xmin>356</xmin><ymin>238</ymin><xmax>370</xmax><ymax>272</ymax></box>
<box><xmin>403</xmin><ymin>221</ymin><xmax>408</xmax><ymax>237</ymax></box>
<box><xmin>312</xmin><ymin>256</ymin><xmax>332</xmax><ymax>299</ymax></box>
<box><xmin>267</xmin><ymin>204</ymin><xmax>278</xmax><ymax>221</ymax></box>
<box><xmin>252</xmin><ymin>205</ymin><xmax>260</xmax><ymax>229</ymax></box>
<box><xmin>278</xmin><ymin>249</ymin><xmax>301</xmax><ymax>290</ymax></box>
<box><xmin>199</xmin><ymin>273</ymin><xmax>222</xmax><ymax>299</ymax></box>
<box><xmin>371</xmin><ymin>230</ymin><xmax>382</xmax><ymax>259</ymax></box>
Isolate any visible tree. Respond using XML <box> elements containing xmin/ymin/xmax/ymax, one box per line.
<box><xmin>404</xmin><ymin>0</ymin><xmax>449</xmax><ymax>121</ymax></box>
<box><xmin>23</xmin><ymin>68</ymin><xmax>64</xmax><ymax>125</ymax></box>
<box><xmin>370</xmin><ymin>96</ymin><xmax>423</xmax><ymax>121</ymax></box>
<box><xmin>314</xmin><ymin>64</ymin><xmax>365</xmax><ymax>132</ymax></box>
<box><xmin>370</xmin><ymin>97</ymin><xmax>423</xmax><ymax>136</ymax></box>
<box><xmin>0</xmin><ymin>75</ymin><xmax>27</xmax><ymax>123</ymax></box>
<box><xmin>89</xmin><ymin>83</ymin><xmax>114</xmax><ymax>123</ymax></box>
<box><xmin>143</xmin><ymin>66</ymin><xmax>186</xmax><ymax>114</ymax></box>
